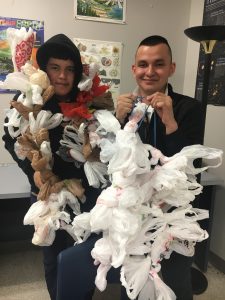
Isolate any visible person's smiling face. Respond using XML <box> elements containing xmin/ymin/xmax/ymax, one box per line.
<box><xmin>46</xmin><ymin>58</ymin><xmax>75</xmax><ymax>100</ymax></box>
<box><xmin>132</xmin><ymin>44</ymin><xmax>176</xmax><ymax>97</ymax></box>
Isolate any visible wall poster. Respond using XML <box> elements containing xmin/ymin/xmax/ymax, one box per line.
<box><xmin>74</xmin><ymin>38</ymin><xmax>123</xmax><ymax>102</ymax></box>
<box><xmin>0</xmin><ymin>16</ymin><xmax>44</xmax><ymax>93</ymax></box>
<box><xmin>74</xmin><ymin>0</ymin><xmax>126</xmax><ymax>24</ymax></box>
<box><xmin>195</xmin><ymin>0</ymin><xmax>225</xmax><ymax>106</ymax></box>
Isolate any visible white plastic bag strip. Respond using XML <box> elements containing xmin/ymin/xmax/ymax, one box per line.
<box><xmin>29</xmin><ymin>110</ymin><xmax>63</xmax><ymax>133</ymax></box>
<box><xmin>94</xmin><ymin>109</ymin><xmax>121</xmax><ymax>134</ymax></box>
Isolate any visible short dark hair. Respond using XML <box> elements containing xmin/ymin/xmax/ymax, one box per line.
<box><xmin>138</xmin><ymin>35</ymin><xmax>172</xmax><ymax>61</ymax></box>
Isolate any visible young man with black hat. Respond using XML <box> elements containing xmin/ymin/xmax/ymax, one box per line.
<box><xmin>2</xmin><ymin>33</ymin><xmax>104</xmax><ymax>300</ymax></box>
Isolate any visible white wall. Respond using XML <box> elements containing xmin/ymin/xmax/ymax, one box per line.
<box><xmin>184</xmin><ymin>0</ymin><xmax>225</xmax><ymax>261</ymax></box>
<box><xmin>183</xmin><ymin>0</ymin><xmax>204</xmax><ymax>97</ymax></box>
<box><xmin>0</xmin><ymin>0</ymin><xmax>192</xmax><ymax>164</ymax></box>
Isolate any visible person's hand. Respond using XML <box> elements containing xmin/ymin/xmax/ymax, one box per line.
<box><xmin>115</xmin><ymin>93</ymin><xmax>135</xmax><ymax>124</ymax></box>
<box><xmin>144</xmin><ymin>92</ymin><xmax>178</xmax><ymax>134</ymax></box>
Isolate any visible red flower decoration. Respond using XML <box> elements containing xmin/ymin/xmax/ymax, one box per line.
<box><xmin>59</xmin><ymin>74</ymin><xmax>109</xmax><ymax>120</ymax></box>
<box><xmin>59</xmin><ymin>103</ymin><xmax>92</xmax><ymax>119</ymax></box>
<box><xmin>91</xmin><ymin>75</ymin><xmax>109</xmax><ymax>97</ymax></box>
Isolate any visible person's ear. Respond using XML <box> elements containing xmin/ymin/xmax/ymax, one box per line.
<box><xmin>132</xmin><ymin>64</ymin><xmax>136</xmax><ymax>76</ymax></box>
<box><xmin>169</xmin><ymin>62</ymin><xmax>176</xmax><ymax>77</ymax></box>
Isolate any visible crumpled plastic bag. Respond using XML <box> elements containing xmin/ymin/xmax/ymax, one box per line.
<box><xmin>24</xmin><ymin>189</ymin><xmax>81</xmax><ymax>246</ymax></box>
<box><xmin>7</xmin><ymin>27</ymin><xmax>35</xmax><ymax>72</ymax></box>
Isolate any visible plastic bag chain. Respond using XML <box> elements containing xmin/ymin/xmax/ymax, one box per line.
<box><xmin>71</xmin><ymin>102</ymin><xmax>223</xmax><ymax>300</ymax></box>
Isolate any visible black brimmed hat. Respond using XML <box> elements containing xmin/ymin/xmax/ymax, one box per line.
<box><xmin>36</xmin><ymin>34</ymin><xmax>83</xmax><ymax>85</ymax></box>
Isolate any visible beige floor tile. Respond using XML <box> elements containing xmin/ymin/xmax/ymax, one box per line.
<box><xmin>0</xmin><ymin>241</ymin><xmax>224</xmax><ymax>300</ymax></box>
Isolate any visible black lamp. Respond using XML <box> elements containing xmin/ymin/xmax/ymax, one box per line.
<box><xmin>184</xmin><ymin>25</ymin><xmax>225</xmax><ymax>143</ymax></box>
<box><xmin>184</xmin><ymin>25</ymin><xmax>225</xmax><ymax>295</ymax></box>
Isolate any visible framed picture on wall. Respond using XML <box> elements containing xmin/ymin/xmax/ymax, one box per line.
<box><xmin>74</xmin><ymin>0</ymin><xmax>126</xmax><ymax>24</ymax></box>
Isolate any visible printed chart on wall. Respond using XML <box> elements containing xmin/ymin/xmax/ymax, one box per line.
<box><xmin>74</xmin><ymin>38</ymin><xmax>123</xmax><ymax>103</ymax></box>
<box><xmin>0</xmin><ymin>16</ymin><xmax>44</xmax><ymax>93</ymax></box>
<box><xmin>195</xmin><ymin>0</ymin><xmax>225</xmax><ymax>105</ymax></box>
